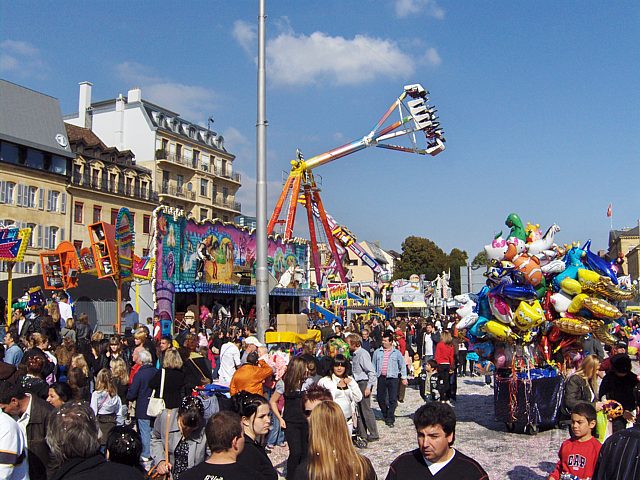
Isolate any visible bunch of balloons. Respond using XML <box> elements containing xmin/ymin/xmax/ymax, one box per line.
<box><xmin>456</xmin><ymin>213</ymin><xmax>637</xmax><ymax>369</ymax></box>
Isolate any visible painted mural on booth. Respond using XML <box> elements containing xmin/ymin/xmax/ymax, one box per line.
<box><xmin>155</xmin><ymin>210</ymin><xmax>308</xmax><ymax>287</ymax></box>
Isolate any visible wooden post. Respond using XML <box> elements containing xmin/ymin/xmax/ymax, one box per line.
<box><xmin>116</xmin><ymin>276</ymin><xmax>122</xmax><ymax>334</ymax></box>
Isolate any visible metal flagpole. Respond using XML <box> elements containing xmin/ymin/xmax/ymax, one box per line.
<box><xmin>256</xmin><ymin>0</ymin><xmax>269</xmax><ymax>342</ymax></box>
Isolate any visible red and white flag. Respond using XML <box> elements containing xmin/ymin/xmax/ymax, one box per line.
<box><xmin>607</xmin><ymin>203</ymin><xmax>612</xmax><ymax>218</ymax></box>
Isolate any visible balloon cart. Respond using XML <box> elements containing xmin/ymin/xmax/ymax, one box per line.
<box><xmin>494</xmin><ymin>368</ymin><xmax>565</xmax><ymax>435</ymax></box>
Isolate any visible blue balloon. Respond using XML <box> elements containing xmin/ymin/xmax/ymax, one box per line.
<box><xmin>489</xmin><ymin>282</ymin><xmax>537</xmax><ymax>301</ymax></box>
<box><xmin>468</xmin><ymin>316</ymin><xmax>490</xmax><ymax>340</ymax></box>
<box><xmin>582</xmin><ymin>239</ymin><xmax>619</xmax><ymax>284</ymax></box>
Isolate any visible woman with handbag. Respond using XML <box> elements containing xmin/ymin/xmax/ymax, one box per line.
<box><xmin>127</xmin><ymin>349</ymin><xmax>158</xmax><ymax>466</ymax></box>
<box><xmin>181</xmin><ymin>334</ymin><xmax>213</xmax><ymax>391</ymax></box>
<box><xmin>90</xmin><ymin>368</ymin><xmax>124</xmax><ymax>448</ymax></box>
<box><xmin>150</xmin><ymin>396</ymin><xmax>209</xmax><ymax>480</ymax></box>
<box><xmin>149</xmin><ymin>348</ymin><xmax>187</xmax><ymax>410</ymax></box>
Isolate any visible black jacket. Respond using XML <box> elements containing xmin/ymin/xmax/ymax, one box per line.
<box><xmin>416</xmin><ymin>329</ymin><xmax>440</xmax><ymax>358</ymax></box>
<box><xmin>148</xmin><ymin>367</ymin><xmax>187</xmax><ymax>409</ymax></box>
<box><xmin>593</xmin><ymin>424</ymin><xmax>640</xmax><ymax>480</ymax></box>
<box><xmin>599</xmin><ymin>370</ymin><xmax>639</xmax><ymax>411</ymax></box>
<box><xmin>237</xmin><ymin>434</ymin><xmax>278</xmax><ymax>480</ymax></box>
<box><xmin>127</xmin><ymin>363</ymin><xmax>158</xmax><ymax>420</ymax></box>
<box><xmin>26</xmin><ymin>395</ymin><xmax>54</xmax><ymax>480</ymax></box>
<box><xmin>51</xmin><ymin>454</ymin><xmax>145</xmax><ymax>480</ymax></box>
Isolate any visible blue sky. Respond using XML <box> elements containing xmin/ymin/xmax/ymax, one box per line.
<box><xmin>1</xmin><ymin>1</ymin><xmax>638</xmax><ymax>261</ymax></box>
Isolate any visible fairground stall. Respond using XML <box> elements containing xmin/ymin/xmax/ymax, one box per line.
<box><xmin>152</xmin><ymin>206</ymin><xmax>313</xmax><ymax>332</ymax></box>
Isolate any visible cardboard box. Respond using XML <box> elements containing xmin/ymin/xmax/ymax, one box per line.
<box><xmin>277</xmin><ymin>314</ymin><xmax>308</xmax><ymax>334</ymax></box>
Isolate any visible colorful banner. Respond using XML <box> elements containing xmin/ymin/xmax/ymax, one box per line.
<box><xmin>0</xmin><ymin>227</ymin><xmax>31</xmax><ymax>262</ymax></box>
<box><xmin>115</xmin><ymin>208</ymin><xmax>135</xmax><ymax>282</ymax></box>
<box><xmin>327</xmin><ymin>282</ymin><xmax>348</xmax><ymax>303</ymax></box>
<box><xmin>154</xmin><ymin>208</ymin><xmax>308</xmax><ymax>289</ymax></box>
<box><xmin>133</xmin><ymin>255</ymin><xmax>155</xmax><ymax>280</ymax></box>
<box><xmin>390</xmin><ymin>278</ymin><xmax>424</xmax><ymax>304</ymax></box>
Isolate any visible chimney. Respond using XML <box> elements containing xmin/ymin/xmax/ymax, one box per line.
<box><xmin>78</xmin><ymin>81</ymin><xmax>93</xmax><ymax>128</ymax></box>
<box><xmin>127</xmin><ymin>87</ymin><xmax>142</xmax><ymax>103</ymax></box>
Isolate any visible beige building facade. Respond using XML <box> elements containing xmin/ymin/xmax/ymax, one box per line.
<box><xmin>64</xmin><ymin>82</ymin><xmax>241</xmax><ymax>223</ymax></box>
<box><xmin>65</xmin><ymin>124</ymin><xmax>156</xmax><ymax>256</ymax></box>
<box><xmin>608</xmin><ymin>224</ymin><xmax>640</xmax><ymax>278</ymax></box>
<box><xmin>0</xmin><ymin>79</ymin><xmax>75</xmax><ymax>280</ymax></box>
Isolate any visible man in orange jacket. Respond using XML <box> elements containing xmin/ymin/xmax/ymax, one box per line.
<box><xmin>229</xmin><ymin>351</ymin><xmax>274</xmax><ymax>396</ymax></box>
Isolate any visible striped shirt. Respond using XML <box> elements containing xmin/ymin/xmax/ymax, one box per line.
<box><xmin>381</xmin><ymin>349</ymin><xmax>392</xmax><ymax>376</ymax></box>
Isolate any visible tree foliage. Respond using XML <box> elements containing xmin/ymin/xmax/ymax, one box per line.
<box><xmin>393</xmin><ymin>236</ymin><xmax>468</xmax><ymax>295</ymax></box>
<box><xmin>471</xmin><ymin>250</ymin><xmax>489</xmax><ymax>268</ymax></box>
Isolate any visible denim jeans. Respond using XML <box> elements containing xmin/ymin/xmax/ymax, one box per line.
<box><xmin>138</xmin><ymin>418</ymin><xmax>152</xmax><ymax>458</ymax></box>
<box><xmin>266</xmin><ymin>412</ymin><xmax>285</xmax><ymax>446</ymax></box>
<box><xmin>376</xmin><ymin>375</ymin><xmax>399</xmax><ymax>424</ymax></box>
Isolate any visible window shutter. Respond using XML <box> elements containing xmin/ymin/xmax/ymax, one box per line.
<box><xmin>0</xmin><ymin>181</ymin><xmax>5</xmax><ymax>204</ymax></box>
<box><xmin>17</xmin><ymin>184</ymin><xmax>23</xmax><ymax>207</ymax></box>
<box><xmin>43</xmin><ymin>226</ymin><xmax>50</xmax><ymax>249</ymax></box>
<box><xmin>60</xmin><ymin>228</ymin><xmax>65</xmax><ymax>241</ymax></box>
<box><xmin>60</xmin><ymin>193</ymin><xmax>67</xmax><ymax>214</ymax></box>
<box><xmin>37</xmin><ymin>225</ymin><xmax>43</xmax><ymax>248</ymax></box>
<box><xmin>38</xmin><ymin>188</ymin><xmax>44</xmax><ymax>210</ymax></box>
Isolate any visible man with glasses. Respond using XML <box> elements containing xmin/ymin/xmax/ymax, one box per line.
<box><xmin>372</xmin><ymin>331</ymin><xmax>407</xmax><ymax>428</ymax></box>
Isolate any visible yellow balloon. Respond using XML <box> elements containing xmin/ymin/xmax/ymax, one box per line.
<box><xmin>577</xmin><ymin>269</ymin><xmax>600</xmax><ymax>284</ymax></box>
<box><xmin>561</xmin><ymin>278</ymin><xmax>582</xmax><ymax>296</ymax></box>
<box><xmin>568</xmin><ymin>293</ymin><xmax>588</xmax><ymax>314</ymax></box>
<box><xmin>482</xmin><ymin>320</ymin><xmax>518</xmax><ymax>341</ymax></box>
<box><xmin>513</xmin><ymin>300</ymin><xmax>545</xmax><ymax>331</ymax></box>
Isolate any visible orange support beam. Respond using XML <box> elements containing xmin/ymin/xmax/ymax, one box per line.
<box><xmin>303</xmin><ymin>185</ymin><xmax>323</xmax><ymax>287</ymax></box>
<box><xmin>284</xmin><ymin>174</ymin><xmax>302</xmax><ymax>240</ymax></box>
<box><xmin>268</xmin><ymin>174</ymin><xmax>295</xmax><ymax>235</ymax></box>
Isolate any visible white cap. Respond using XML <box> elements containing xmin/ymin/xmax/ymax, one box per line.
<box><xmin>244</xmin><ymin>336</ymin><xmax>264</xmax><ymax>347</ymax></box>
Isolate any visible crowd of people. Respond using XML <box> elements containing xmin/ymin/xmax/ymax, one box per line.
<box><xmin>0</xmin><ymin>295</ymin><xmax>639</xmax><ymax>479</ymax></box>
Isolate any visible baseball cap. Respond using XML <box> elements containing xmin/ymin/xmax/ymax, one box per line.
<box><xmin>245</xmin><ymin>336</ymin><xmax>264</xmax><ymax>347</ymax></box>
<box><xmin>615</xmin><ymin>340</ymin><xmax>628</xmax><ymax>349</ymax></box>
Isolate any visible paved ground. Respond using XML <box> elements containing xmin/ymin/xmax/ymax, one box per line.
<box><xmin>268</xmin><ymin>375</ymin><xmax>565</xmax><ymax>479</ymax></box>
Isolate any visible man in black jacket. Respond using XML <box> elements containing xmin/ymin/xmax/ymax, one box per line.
<box><xmin>0</xmin><ymin>382</ymin><xmax>53</xmax><ymax>480</ymax></box>
<box><xmin>592</xmin><ymin>384</ymin><xmax>640</xmax><ymax>479</ymax></box>
<box><xmin>386</xmin><ymin>402</ymin><xmax>488</xmax><ymax>480</ymax></box>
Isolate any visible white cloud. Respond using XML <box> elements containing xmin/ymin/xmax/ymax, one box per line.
<box><xmin>234</xmin><ymin>171</ymin><xmax>283</xmax><ymax>217</ymax></box>
<box><xmin>422</xmin><ymin>47</ymin><xmax>442</xmax><ymax>66</ymax></box>
<box><xmin>115</xmin><ymin>61</ymin><xmax>216</xmax><ymax>121</ymax></box>
<box><xmin>0</xmin><ymin>40</ymin><xmax>47</xmax><ymax>78</ymax></box>
<box><xmin>394</xmin><ymin>0</ymin><xmax>445</xmax><ymax>19</ymax></box>
<box><xmin>233</xmin><ymin>20</ymin><xmax>256</xmax><ymax>56</ymax></box>
<box><xmin>267</xmin><ymin>32</ymin><xmax>415</xmax><ymax>86</ymax></box>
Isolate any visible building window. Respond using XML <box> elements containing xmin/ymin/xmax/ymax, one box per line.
<box><xmin>109</xmin><ymin>172</ymin><xmax>117</xmax><ymax>192</ymax></box>
<box><xmin>5</xmin><ymin>182</ymin><xmax>15</xmax><ymax>204</ymax></box>
<box><xmin>111</xmin><ymin>208</ymin><xmax>118</xmax><ymax>224</ymax></box>
<box><xmin>92</xmin><ymin>168</ymin><xmax>100</xmax><ymax>187</ymax></box>
<box><xmin>74</xmin><ymin>202</ymin><xmax>83</xmax><ymax>224</ymax></box>
<box><xmin>48</xmin><ymin>226</ymin><xmax>59</xmax><ymax>247</ymax></box>
<box><xmin>93</xmin><ymin>205</ymin><xmax>102</xmax><ymax>223</ymax></box>
<box><xmin>125</xmin><ymin>177</ymin><xmax>133</xmax><ymax>196</ymax></box>
<box><xmin>143</xmin><ymin>215</ymin><xmax>151</xmax><ymax>234</ymax></box>
<box><xmin>177</xmin><ymin>174</ymin><xmax>184</xmax><ymax>191</ymax></box>
<box><xmin>47</xmin><ymin>190</ymin><xmax>59</xmax><ymax>211</ymax></box>
<box><xmin>193</xmin><ymin>149</ymin><xmax>200</xmax><ymax>168</ymax></box>
<box><xmin>26</xmin><ymin>223</ymin><xmax>36</xmax><ymax>247</ymax></box>
<box><xmin>200</xmin><ymin>179</ymin><xmax>208</xmax><ymax>197</ymax></box>
<box><xmin>176</xmin><ymin>143</ymin><xmax>183</xmax><ymax>160</ymax></box>
<box><xmin>26</xmin><ymin>186</ymin><xmax>36</xmax><ymax>208</ymax></box>
<box><xmin>24</xmin><ymin>262</ymin><xmax>35</xmax><ymax>274</ymax></box>
<box><xmin>223</xmin><ymin>215</ymin><xmax>229</xmax><ymax>222</ymax></box>
<box><xmin>200</xmin><ymin>208</ymin><xmax>208</xmax><ymax>221</ymax></box>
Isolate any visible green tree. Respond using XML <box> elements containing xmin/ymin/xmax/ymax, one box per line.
<box><xmin>393</xmin><ymin>236</ymin><xmax>449</xmax><ymax>281</ymax></box>
<box><xmin>471</xmin><ymin>250</ymin><xmax>489</xmax><ymax>269</ymax></box>
<box><xmin>447</xmin><ymin>248</ymin><xmax>468</xmax><ymax>296</ymax></box>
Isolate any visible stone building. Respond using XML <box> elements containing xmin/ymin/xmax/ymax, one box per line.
<box><xmin>65</xmin><ymin>123</ymin><xmax>157</xmax><ymax>256</ymax></box>
<box><xmin>64</xmin><ymin>82</ymin><xmax>241</xmax><ymax>222</ymax></box>
<box><xmin>0</xmin><ymin>79</ymin><xmax>75</xmax><ymax>279</ymax></box>
<box><xmin>609</xmin><ymin>223</ymin><xmax>640</xmax><ymax>279</ymax></box>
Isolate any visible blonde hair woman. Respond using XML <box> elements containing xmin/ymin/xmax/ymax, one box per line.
<box><xmin>148</xmin><ymin>348</ymin><xmax>187</xmax><ymax>409</ymax></box>
<box><xmin>91</xmin><ymin>368</ymin><xmax>124</xmax><ymax>446</ymax></box>
<box><xmin>71</xmin><ymin>353</ymin><xmax>90</xmax><ymax>377</ymax></box>
<box><xmin>110</xmin><ymin>357</ymin><xmax>130</xmax><ymax>420</ymax></box>
<box><xmin>563</xmin><ymin>354</ymin><xmax>603</xmax><ymax>414</ymax></box>
<box><xmin>294</xmin><ymin>400</ymin><xmax>376</xmax><ymax>480</ymax></box>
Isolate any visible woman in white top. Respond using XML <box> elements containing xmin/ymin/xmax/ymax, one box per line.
<box><xmin>90</xmin><ymin>368</ymin><xmax>124</xmax><ymax>447</ymax></box>
<box><xmin>317</xmin><ymin>354</ymin><xmax>362</xmax><ymax>434</ymax></box>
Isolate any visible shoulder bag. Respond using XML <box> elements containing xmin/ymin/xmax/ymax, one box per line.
<box><xmin>147</xmin><ymin>410</ymin><xmax>171</xmax><ymax>480</ymax></box>
<box><xmin>147</xmin><ymin>368</ymin><xmax>166</xmax><ymax>417</ymax></box>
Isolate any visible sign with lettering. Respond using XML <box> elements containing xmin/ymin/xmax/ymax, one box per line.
<box><xmin>327</xmin><ymin>283</ymin><xmax>348</xmax><ymax>303</ymax></box>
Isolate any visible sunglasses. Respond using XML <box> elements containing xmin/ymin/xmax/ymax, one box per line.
<box><xmin>334</xmin><ymin>362</ymin><xmax>348</xmax><ymax>367</ymax></box>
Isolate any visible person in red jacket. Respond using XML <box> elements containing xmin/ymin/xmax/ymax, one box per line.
<box><xmin>549</xmin><ymin>402</ymin><xmax>601</xmax><ymax>480</ymax></box>
<box><xmin>435</xmin><ymin>331</ymin><xmax>455</xmax><ymax>404</ymax></box>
